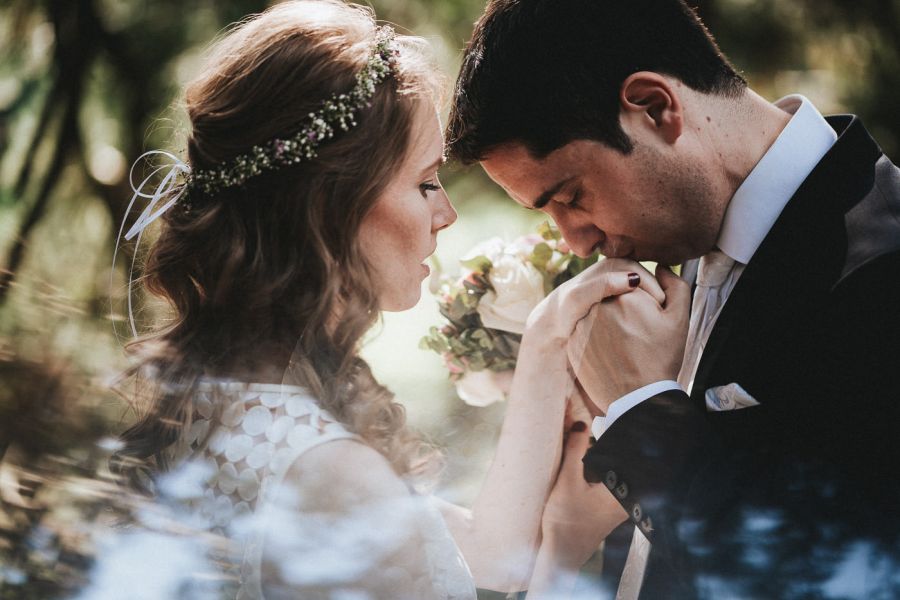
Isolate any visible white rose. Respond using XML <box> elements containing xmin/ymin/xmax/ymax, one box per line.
<box><xmin>508</xmin><ymin>233</ymin><xmax>545</xmax><ymax>259</ymax></box>
<box><xmin>455</xmin><ymin>369</ymin><xmax>514</xmax><ymax>407</ymax></box>
<box><xmin>476</xmin><ymin>253</ymin><xmax>546</xmax><ymax>334</ymax></box>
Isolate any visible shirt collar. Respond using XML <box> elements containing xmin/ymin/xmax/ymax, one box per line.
<box><xmin>716</xmin><ymin>94</ymin><xmax>837</xmax><ymax>264</ymax></box>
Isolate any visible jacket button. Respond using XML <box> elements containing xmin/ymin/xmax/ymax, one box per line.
<box><xmin>631</xmin><ymin>503</ymin><xmax>642</xmax><ymax>522</ymax></box>
<box><xmin>605</xmin><ymin>470</ymin><xmax>617</xmax><ymax>490</ymax></box>
<box><xmin>615</xmin><ymin>482</ymin><xmax>629</xmax><ymax>499</ymax></box>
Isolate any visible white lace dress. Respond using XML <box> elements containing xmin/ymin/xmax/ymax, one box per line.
<box><xmin>180</xmin><ymin>382</ymin><xmax>476</xmax><ymax>600</ymax></box>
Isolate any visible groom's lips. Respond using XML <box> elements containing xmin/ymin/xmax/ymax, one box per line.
<box><xmin>601</xmin><ymin>240</ymin><xmax>636</xmax><ymax>260</ymax></box>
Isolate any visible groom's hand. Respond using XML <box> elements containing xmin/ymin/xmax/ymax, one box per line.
<box><xmin>569</xmin><ymin>265</ymin><xmax>691</xmax><ymax>413</ymax></box>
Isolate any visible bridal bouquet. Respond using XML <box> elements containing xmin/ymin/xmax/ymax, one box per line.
<box><xmin>420</xmin><ymin>222</ymin><xmax>600</xmax><ymax>406</ymax></box>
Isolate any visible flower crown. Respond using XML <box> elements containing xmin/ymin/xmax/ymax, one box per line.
<box><xmin>121</xmin><ymin>26</ymin><xmax>398</xmax><ymax>242</ymax></box>
<box><xmin>113</xmin><ymin>26</ymin><xmax>398</xmax><ymax>340</ymax></box>
<box><xmin>189</xmin><ymin>26</ymin><xmax>399</xmax><ymax>199</ymax></box>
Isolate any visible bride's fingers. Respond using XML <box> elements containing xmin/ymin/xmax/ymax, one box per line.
<box><xmin>526</xmin><ymin>260</ymin><xmax>663</xmax><ymax>339</ymax></box>
<box><xmin>565</xmin><ymin>261</ymin><xmax>664</xmax><ymax>306</ymax></box>
<box><xmin>555</xmin><ymin>270</ymin><xmax>643</xmax><ymax>327</ymax></box>
<box><xmin>633</xmin><ymin>264</ymin><xmax>665</xmax><ymax>304</ymax></box>
<box><xmin>592</xmin><ymin>259</ymin><xmax>665</xmax><ymax>304</ymax></box>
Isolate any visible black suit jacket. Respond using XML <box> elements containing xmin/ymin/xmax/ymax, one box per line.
<box><xmin>583</xmin><ymin>116</ymin><xmax>900</xmax><ymax>599</ymax></box>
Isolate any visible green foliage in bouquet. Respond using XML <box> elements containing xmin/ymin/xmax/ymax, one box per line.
<box><xmin>420</xmin><ymin>222</ymin><xmax>600</xmax><ymax>379</ymax></box>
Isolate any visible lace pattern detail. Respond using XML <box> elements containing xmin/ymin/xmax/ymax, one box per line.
<box><xmin>180</xmin><ymin>382</ymin><xmax>476</xmax><ymax>600</ymax></box>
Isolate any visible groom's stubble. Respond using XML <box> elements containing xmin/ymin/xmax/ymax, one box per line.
<box><xmin>627</xmin><ymin>140</ymin><xmax>724</xmax><ymax>265</ymax></box>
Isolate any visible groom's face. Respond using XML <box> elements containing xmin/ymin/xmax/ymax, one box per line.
<box><xmin>481</xmin><ymin>139</ymin><xmax>720</xmax><ymax>265</ymax></box>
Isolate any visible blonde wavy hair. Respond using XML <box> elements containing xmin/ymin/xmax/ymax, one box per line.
<box><xmin>113</xmin><ymin>0</ymin><xmax>443</xmax><ymax>490</ymax></box>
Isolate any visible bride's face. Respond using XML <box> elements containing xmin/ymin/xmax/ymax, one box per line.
<box><xmin>359</xmin><ymin>104</ymin><xmax>457</xmax><ymax>311</ymax></box>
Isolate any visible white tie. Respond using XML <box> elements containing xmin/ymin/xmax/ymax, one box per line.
<box><xmin>616</xmin><ymin>250</ymin><xmax>738</xmax><ymax>600</ymax></box>
<box><xmin>678</xmin><ymin>249</ymin><xmax>738</xmax><ymax>395</ymax></box>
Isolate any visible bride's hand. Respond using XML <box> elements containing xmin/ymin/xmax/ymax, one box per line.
<box><xmin>471</xmin><ymin>260</ymin><xmax>661</xmax><ymax>588</ymax></box>
<box><xmin>524</xmin><ymin>258</ymin><xmax>665</xmax><ymax>348</ymax></box>
<box><xmin>540</xmin><ymin>411</ymin><xmax>628</xmax><ymax>569</ymax></box>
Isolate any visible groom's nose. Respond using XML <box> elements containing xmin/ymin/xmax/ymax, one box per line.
<box><xmin>546</xmin><ymin>206</ymin><xmax>604</xmax><ymax>258</ymax></box>
<box><xmin>557</xmin><ymin>222</ymin><xmax>605</xmax><ymax>258</ymax></box>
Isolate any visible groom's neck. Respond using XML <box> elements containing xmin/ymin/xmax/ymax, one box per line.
<box><xmin>698</xmin><ymin>88</ymin><xmax>792</xmax><ymax>197</ymax></box>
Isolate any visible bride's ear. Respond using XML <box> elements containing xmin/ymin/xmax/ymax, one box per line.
<box><xmin>619</xmin><ymin>72</ymin><xmax>683</xmax><ymax>145</ymax></box>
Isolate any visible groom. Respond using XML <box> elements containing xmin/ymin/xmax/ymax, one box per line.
<box><xmin>448</xmin><ymin>0</ymin><xmax>900</xmax><ymax>597</ymax></box>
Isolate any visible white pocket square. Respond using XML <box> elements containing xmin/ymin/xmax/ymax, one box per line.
<box><xmin>705</xmin><ymin>382</ymin><xmax>760</xmax><ymax>411</ymax></box>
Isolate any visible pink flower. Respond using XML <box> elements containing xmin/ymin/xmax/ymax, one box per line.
<box><xmin>443</xmin><ymin>354</ymin><xmax>465</xmax><ymax>374</ymax></box>
<box><xmin>515</xmin><ymin>233</ymin><xmax>543</xmax><ymax>247</ymax></box>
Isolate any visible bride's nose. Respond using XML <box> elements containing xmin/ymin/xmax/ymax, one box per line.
<box><xmin>433</xmin><ymin>190</ymin><xmax>457</xmax><ymax>232</ymax></box>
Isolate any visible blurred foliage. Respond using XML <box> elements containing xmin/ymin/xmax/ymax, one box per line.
<box><xmin>0</xmin><ymin>0</ymin><xmax>898</xmax><ymax>596</ymax></box>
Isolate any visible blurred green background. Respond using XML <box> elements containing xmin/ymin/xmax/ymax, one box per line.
<box><xmin>1</xmin><ymin>0</ymin><xmax>898</xmax><ymax>597</ymax></box>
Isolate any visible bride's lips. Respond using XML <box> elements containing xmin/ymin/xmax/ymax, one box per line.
<box><xmin>420</xmin><ymin>244</ymin><xmax>437</xmax><ymax>276</ymax></box>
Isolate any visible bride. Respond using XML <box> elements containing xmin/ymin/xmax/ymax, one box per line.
<box><xmin>112</xmin><ymin>1</ymin><xmax>661</xmax><ymax>598</ymax></box>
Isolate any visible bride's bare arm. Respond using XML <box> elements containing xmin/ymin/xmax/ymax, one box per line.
<box><xmin>261</xmin><ymin>440</ymin><xmax>437</xmax><ymax>599</ymax></box>
<box><xmin>436</xmin><ymin>259</ymin><xmax>664</xmax><ymax>591</ymax></box>
<box><xmin>525</xmin><ymin>419</ymin><xmax>629</xmax><ymax>599</ymax></box>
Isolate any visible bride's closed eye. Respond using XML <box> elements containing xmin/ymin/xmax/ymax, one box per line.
<box><xmin>419</xmin><ymin>179</ymin><xmax>441</xmax><ymax>197</ymax></box>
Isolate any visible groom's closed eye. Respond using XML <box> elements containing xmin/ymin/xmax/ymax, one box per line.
<box><xmin>532</xmin><ymin>177</ymin><xmax>576</xmax><ymax>210</ymax></box>
<box><xmin>566</xmin><ymin>189</ymin><xmax>583</xmax><ymax>209</ymax></box>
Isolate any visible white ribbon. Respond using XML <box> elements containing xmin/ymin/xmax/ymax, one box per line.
<box><xmin>111</xmin><ymin>151</ymin><xmax>191</xmax><ymax>339</ymax></box>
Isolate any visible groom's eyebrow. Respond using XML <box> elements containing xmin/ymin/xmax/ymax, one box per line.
<box><xmin>532</xmin><ymin>177</ymin><xmax>574</xmax><ymax>210</ymax></box>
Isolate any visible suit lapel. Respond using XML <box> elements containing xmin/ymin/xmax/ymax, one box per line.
<box><xmin>690</xmin><ymin>116</ymin><xmax>879</xmax><ymax>405</ymax></box>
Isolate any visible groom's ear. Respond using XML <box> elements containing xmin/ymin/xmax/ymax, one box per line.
<box><xmin>619</xmin><ymin>72</ymin><xmax>683</xmax><ymax>145</ymax></box>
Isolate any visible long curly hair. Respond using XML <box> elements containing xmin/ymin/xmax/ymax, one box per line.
<box><xmin>113</xmin><ymin>0</ymin><xmax>443</xmax><ymax>491</ymax></box>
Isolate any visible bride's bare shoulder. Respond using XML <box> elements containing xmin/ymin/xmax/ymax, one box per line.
<box><xmin>281</xmin><ymin>438</ymin><xmax>409</xmax><ymax>512</ymax></box>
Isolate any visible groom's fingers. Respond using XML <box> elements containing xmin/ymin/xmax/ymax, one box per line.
<box><xmin>563</xmin><ymin>421</ymin><xmax>593</xmax><ymax>468</ymax></box>
<box><xmin>565</xmin><ymin>380</ymin><xmax>596</xmax><ymax>430</ymax></box>
<box><xmin>656</xmin><ymin>263</ymin><xmax>691</xmax><ymax>311</ymax></box>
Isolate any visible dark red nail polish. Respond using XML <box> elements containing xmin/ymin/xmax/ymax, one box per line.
<box><xmin>628</xmin><ymin>272</ymin><xmax>640</xmax><ymax>287</ymax></box>
<box><xmin>571</xmin><ymin>421</ymin><xmax>587</xmax><ymax>433</ymax></box>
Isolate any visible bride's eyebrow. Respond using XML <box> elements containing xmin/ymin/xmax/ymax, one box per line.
<box><xmin>419</xmin><ymin>155</ymin><xmax>446</xmax><ymax>176</ymax></box>
<box><xmin>532</xmin><ymin>177</ymin><xmax>574</xmax><ymax>210</ymax></box>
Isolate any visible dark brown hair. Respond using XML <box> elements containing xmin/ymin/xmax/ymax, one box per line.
<box><xmin>114</xmin><ymin>0</ymin><xmax>442</xmax><ymax>490</ymax></box>
<box><xmin>446</xmin><ymin>0</ymin><xmax>746</xmax><ymax>163</ymax></box>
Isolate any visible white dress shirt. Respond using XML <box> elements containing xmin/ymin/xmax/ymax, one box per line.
<box><xmin>592</xmin><ymin>94</ymin><xmax>838</xmax><ymax>440</ymax></box>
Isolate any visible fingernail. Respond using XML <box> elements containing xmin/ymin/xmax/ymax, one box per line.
<box><xmin>628</xmin><ymin>272</ymin><xmax>640</xmax><ymax>287</ymax></box>
<box><xmin>571</xmin><ymin>421</ymin><xmax>587</xmax><ymax>433</ymax></box>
